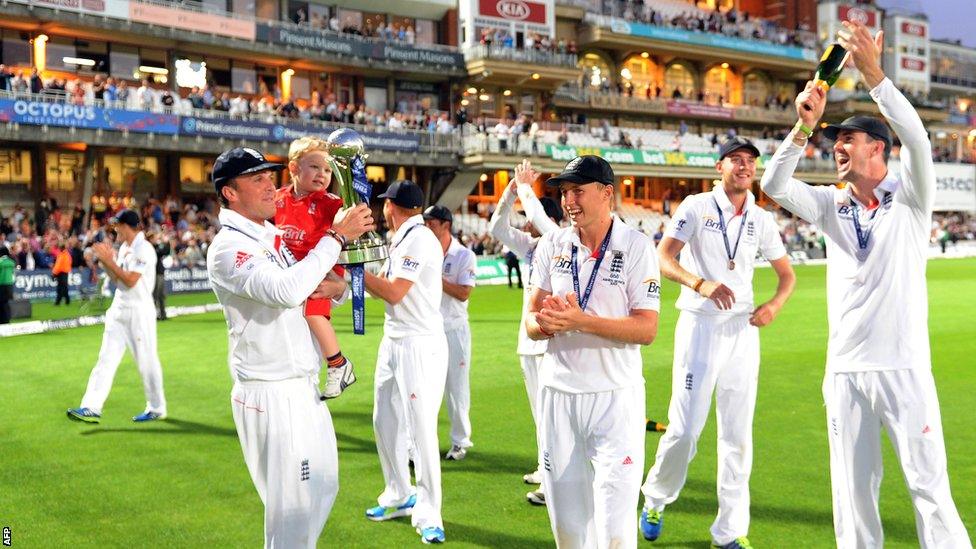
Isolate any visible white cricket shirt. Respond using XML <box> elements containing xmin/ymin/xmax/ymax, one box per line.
<box><xmin>110</xmin><ymin>231</ymin><xmax>157</xmax><ymax>310</ymax></box>
<box><xmin>487</xmin><ymin>183</ymin><xmax>560</xmax><ymax>356</ymax></box>
<box><xmin>760</xmin><ymin>77</ymin><xmax>935</xmax><ymax>373</ymax></box>
<box><xmin>208</xmin><ymin>208</ymin><xmax>342</xmax><ymax>382</ymax></box>
<box><xmin>667</xmin><ymin>184</ymin><xmax>786</xmax><ymax>315</ymax></box>
<box><xmin>381</xmin><ymin>215</ymin><xmax>444</xmax><ymax>338</ymax></box>
<box><xmin>531</xmin><ymin>217</ymin><xmax>661</xmax><ymax>393</ymax></box>
<box><xmin>440</xmin><ymin>237</ymin><xmax>477</xmax><ymax>331</ymax></box>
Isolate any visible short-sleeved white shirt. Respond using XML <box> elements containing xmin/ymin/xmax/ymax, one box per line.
<box><xmin>381</xmin><ymin>215</ymin><xmax>444</xmax><ymax>338</ymax></box>
<box><xmin>666</xmin><ymin>184</ymin><xmax>786</xmax><ymax>315</ymax></box>
<box><xmin>111</xmin><ymin>231</ymin><xmax>157</xmax><ymax>309</ymax></box>
<box><xmin>531</xmin><ymin>217</ymin><xmax>661</xmax><ymax>394</ymax></box>
<box><xmin>441</xmin><ymin>237</ymin><xmax>477</xmax><ymax>331</ymax></box>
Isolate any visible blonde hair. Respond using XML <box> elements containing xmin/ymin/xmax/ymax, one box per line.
<box><xmin>287</xmin><ymin>136</ymin><xmax>329</xmax><ymax>163</ymax></box>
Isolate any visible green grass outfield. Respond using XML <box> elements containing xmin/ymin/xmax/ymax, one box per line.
<box><xmin>2</xmin><ymin>258</ymin><xmax>974</xmax><ymax>548</ymax></box>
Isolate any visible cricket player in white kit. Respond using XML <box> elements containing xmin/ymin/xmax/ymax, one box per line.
<box><xmin>423</xmin><ymin>204</ymin><xmax>478</xmax><ymax>461</ymax></box>
<box><xmin>67</xmin><ymin>209</ymin><xmax>168</xmax><ymax>424</ymax></box>
<box><xmin>486</xmin><ymin>159</ymin><xmax>562</xmax><ymax>504</ymax></box>
<box><xmin>364</xmin><ymin>180</ymin><xmax>449</xmax><ymax>545</ymax></box>
<box><xmin>206</xmin><ymin>147</ymin><xmax>375</xmax><ymax>549</ymax></box>
<box><xmin>761</xmin><ymin>23</ymin><xmax>972</xmax><ymax>549</ymax></box>
<box><xmin>639</xmin><ymin>137</ymin><xmax>796</xmax><ymax>549</ymax></box>
<box><xmin>527</xmin><ymin>156</ymin><xmax>661</xmax><ymax>549</ymax></box>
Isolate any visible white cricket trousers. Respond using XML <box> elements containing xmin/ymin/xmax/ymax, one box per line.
<box><xmin>445</xmin><ymin>324</ymin><xmax>473</xmax><ymax>449</ymax></box>
<box><xmin>80</xmin><ymin>304</ymin><xmax>167</xmax><ymax>415</ymax></box>
<box><xmin>642</xmin><ymin>312</ymin><xmax>759</xmax><ymax>546</ymax></box>
<box><xmin>520</xmin><ymin>353</ymin><xmax>544</xmax><ymax>475</ymax></box>
<box><xmin>231</xmin><ymin>376</ymin><xmax>339</xmax><ymax>549</ymax></box>
<box><xmin>823</xmin><ymin>369</ymin><xmax>972</xmax><ymax>549</ymax></box>
<box><xmin>540</xmin><ymin>384</ymin><xmax>645</xmax><ymax>549</ymax></box>
<box><xmin>374</xmin><ymin>333</ymin><xmax>448</xmax><ymax>530</ymax></box>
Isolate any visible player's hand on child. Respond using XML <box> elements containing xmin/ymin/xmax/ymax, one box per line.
<box><xmin>698</xmin><ymin>280</ymin><xmax>736</xmax><ymax>310</ymax></box>
<box><xmin>310</xmin><ymin>272</ymin><xmax>346</xmax><ymax>300</ymax></box>
<box><xmin>332</xmin><ymin>203</ymin><xmax>375</xmax><ymax>241</ymax></box>
<box><xmin>749</xmin><ymin>302</ymin><xmax>780</xmax><ymax>327</ymax></box>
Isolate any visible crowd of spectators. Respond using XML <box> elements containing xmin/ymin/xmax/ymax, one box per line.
<box><xmin>478</xmin><ymin>28</ymin><xmax>578</xmax><ymax>57</ymax></box>
<box><xmin>599</xmin><ymin>1</ymin><xmax>817</xmax><ymax>49</ymax></box>
<box><xmin>292</xmin><ymin>10</ymin><xmax>421</xmax><ymax>45</ymax></box>
<box><xmin>0</xmin><ymin>194</ymin><xmax>221</xmax><ymax>297</ymax></box>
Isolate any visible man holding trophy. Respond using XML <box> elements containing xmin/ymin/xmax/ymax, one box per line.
<box><xmin>206</xmin><ymin>145</ymin><xmax>375</xmax><ymax>548</ymax></box>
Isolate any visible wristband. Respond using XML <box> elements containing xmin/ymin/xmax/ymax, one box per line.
<box><xmin>692</xmin><ymin>277</ymin><xmax>705</xmax><ymax>293</ymax></box>
<box><xmin>325</xmin><ymin>229</ymin><xmax>346</xmax><ymax>248</ymax></box>
<box><xmin>794</xmin><ymin>120</ymin><xmax>814</xmax><ymax>138</ymax></box>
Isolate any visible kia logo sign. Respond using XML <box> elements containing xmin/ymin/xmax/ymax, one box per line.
<box><xmin>496</xmin><ymin>0</ymin><xmax>529</xmax><ymax>20</ymax></box>
<box><xmin>901</xmin><ymin>57</ymin><xmax>926</xmax><ymax>71</ymax></box>
<box><xmin>901</xmin><ymin>21</ymin><xmax>926</xmax><ymax>37</ymax></box>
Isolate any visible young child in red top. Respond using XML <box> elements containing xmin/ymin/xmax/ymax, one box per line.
<box><xmin>274</xmin><ymin>136</ymin><xmax>356</xmax><ymax>398</ymax></box>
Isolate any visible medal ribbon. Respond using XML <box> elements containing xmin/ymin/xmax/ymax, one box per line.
<box><xmin>570</xmin><ymin>219</ymin><xmax>613</xmax><ymax>312</ymax></box>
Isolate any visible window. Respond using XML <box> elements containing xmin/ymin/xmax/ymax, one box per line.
<box><xmin>415</xmin><ymin>19</ymin><xmax>436</xmax><ymax>45</ymax></box>
<box><xmin>45</xmin><ymin>152</ymin><xmax>83</xmax><ymax>192</ymax></box>
<box><xmin>743</xmin><ymin>72</ymin><xmax>770</xmax><ymax>107</ymax></box>
<box><xmin>232</xmin><ymin>0</ymin><xmax>255</xmax><ymax>17</ymax></box>
<box><xmin>664</xmin><ymin>63</ymin><xmax>695</xmax><ymax>98</ymax></box>
<box><xmin>102</xmin><ymin>154</ymin><xmax>159</xmax><ymax>196</ymax></box>
<box><xmin>45</xmin><ymin>37</ymin><xmax>77</xmax><ymax>73</ymax></box>
<box><xmin>578</xmin><ymin>52</ymin><xmax>612</xmax><ymax>89</ymax></box>
<box><xmin>0</xmin><ymin>149</ymin><xmax>32</xmax><ymax>187</ymax></box>
<box><xmin>232</xmin><ymin>65</ymin><xmax>257</xmax><ymax>94</ymax></box>
<box><xmin>179</xmin><ymin>157</ymin><xmax>214</xmax><ymax>193</ymax></box>
<box><xmin>1</xmin><ymin>37</ymin><xmax>31</xmax><ymax>67</ymax></box>
<box><xmin>621</xmin><ymin>54</ymin><xmax>660</xmax><ymax>96</ymax></box>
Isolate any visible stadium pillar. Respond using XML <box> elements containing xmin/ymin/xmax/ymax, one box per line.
<box><xmin>80</xmin><ymin>148</ymin><xmax>96</xmax><ymax>227</ymax></box>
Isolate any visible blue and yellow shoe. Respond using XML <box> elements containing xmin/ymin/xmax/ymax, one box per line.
<box><xmin>640</xmin><ymin>507</ymin><xmax>663</xmax><ymax>541</ymax></box>
<box><xmin>714</xmin><ymin>537</ymin><xmax>753</xmax><ymax>549</ymax></box>
<box><xmin>419</xmin><ymin>526</ymin><xmax>445</xmax><ymax>544</ymax></box>
<box><xmin>365</xmin><ymin>494</ymin><xmax>416</xmax><ymax>521</ymax></box>
<box><xmin>67</xmin><ymin>407</ymin><xmax>101</xmax><ymax>424</ymax></box>
<box><xmin>133</xmin><ymin>411</ymin><xmax>166</xmax><ymax>422</ymax></box>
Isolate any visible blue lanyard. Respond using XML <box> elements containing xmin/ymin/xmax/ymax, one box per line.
<box><xmin>386</xmin><ymin>224</ymin><xmax>420</xmax><ymax>277</ymax></box>
<box><xmin>225</xmin><ymin>225</ymin><xmax>284</xmax><ymax>269</ymax></box>
<box><xmin>570</xmin><ymin>219</ymin><xmax>613</xmax><ymax>312</ymax></box>
<box><xmin>849</xmin><ymin>192</ymin><xmax>886</xmax><ymax>251</ymax></box>
<box><xmin>713</xmin><ymin>198</ymin><xmax>747</xmax><ymax>268</ymax></box>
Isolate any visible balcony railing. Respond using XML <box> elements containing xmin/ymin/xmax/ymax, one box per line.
<box><xmin>463</xmin><ymin>45</ymin><xmax>578</xmax><ymax>69</ymax></box>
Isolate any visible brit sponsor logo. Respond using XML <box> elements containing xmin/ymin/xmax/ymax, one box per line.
<box><xmin>552</xmin><ymin>254</ymin><xmax>572</xmax><ymax>273</ymax></box>
<box><xmin>402</xmin><ymin>256</ymin><xmax>420</xmax><ymax>271</ymax></box>
<box><xmin>644</xmin><ymin>278</ymin><xmax>661</xmax><ymax>297</ymax></box>
<box><xmin>279</xmin><ymin>225</ymin><xmax>307</xmax><ymax>242</ymax></box>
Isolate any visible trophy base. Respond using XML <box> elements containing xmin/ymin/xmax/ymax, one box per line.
<box><xmin>338</xmin><ymin>235</ymin><xmax>389</xmax><ymax>265</ymax></box>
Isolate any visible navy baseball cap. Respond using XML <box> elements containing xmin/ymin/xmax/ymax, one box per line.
<box><xmin>212</xmin><ymin>147</ymin><xmax>285</xmax><ymax>194</ymax></box>
<box><xmin>539</xmin><ymin>197</ymin><xmax>563</xmax><ymax>222</ymax></box>
<box><xmin>423</xmin><ymin>205</ymin><xmax>453</xmax><ymax>223</ymax></box>
<box><xmin>109</xmin><ymin>209</ymin><xmax>140</xmax><ymax>228</ymax></box>
<box><xmin>545</xmin><ymin>155</ymin><xmax>615</xmax><ymax>186</ymax></box>
<box><xmin>378</xmin><ymin>180</ymin><xmax>424</xmax><ymax>209</ymax></box>
<box><xmin>719</xmin><ymin>137</ymin><xmax>760</xmax><ymax>160</ymax></box>
<box><xmin>823</xmin><ymin>116</ymin><xmax>893</xmax><ymax>148</ymax></box>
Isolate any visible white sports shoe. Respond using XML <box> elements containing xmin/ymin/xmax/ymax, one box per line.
<box><xmin>526</xmin><ymin>488</ymin><xmax>546</xmax><ymax>506</ymax></box>
<box><xmin>444</xmin><ymin>445</ymin><xmax>467</xmax><ymax>461</ymax></box>
<box><xmin>322</xmin><ymin>359</ymin><xmax>356</xmax><ymax>399</ymax></box>
<box><xmin>523</xmin><ymin>469</ymin><xmax>543</xmax><ymax>484</ymax></box>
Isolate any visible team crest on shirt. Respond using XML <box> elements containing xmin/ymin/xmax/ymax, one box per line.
<box><xmin>443</xmin><ymin>261</ymin><xmax>452</xmax><ymax>274</ymax></box>
<box><xmin>308</xmin><ymin>202</ymin><xmax>317</xmax><ymax>214</ymax></box>
<box><xmin>747</xmin><ymin>221</ymin><xmax>755</xmax><ymax>237</ymax></box>
<box><xmin>602</xmin><ymin>250</ymin><xmax>626</xmax><ymax>286</ymax></box>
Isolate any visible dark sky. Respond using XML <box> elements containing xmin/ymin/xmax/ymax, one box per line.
<box><xmin>875</xmin><ymin>0</ymin><xmax>976</xmax><ymax>47</ymax></box>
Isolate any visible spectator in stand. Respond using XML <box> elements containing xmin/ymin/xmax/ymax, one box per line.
<box><xmin>0</xmin><ymin>64</ymin><xmax>11</xmax><ymax>91</ymax></box>
<box><xmin>150</xmin><ymin>231</ymin><xmax>170</xmax><ymax>321</ymax></box>
<box><xmin>494</xmin><ymin>119</ymin><xmax>511</xmax><ymax>152</ymax></box>
<box><xmin>29</xmin><ymin>67</ymin><xmax>43</xmax><ymax>94</ymax></box>
<box><xmin>136</xmin><ymin>79</ymin><xmax>154</xmax><ymax>111</ymax></box>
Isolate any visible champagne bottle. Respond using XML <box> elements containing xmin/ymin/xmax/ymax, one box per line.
<box><xmin>813</xmin><ymin>43</ymin><xmax>848</xmax><ymax>91</ymax></box>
